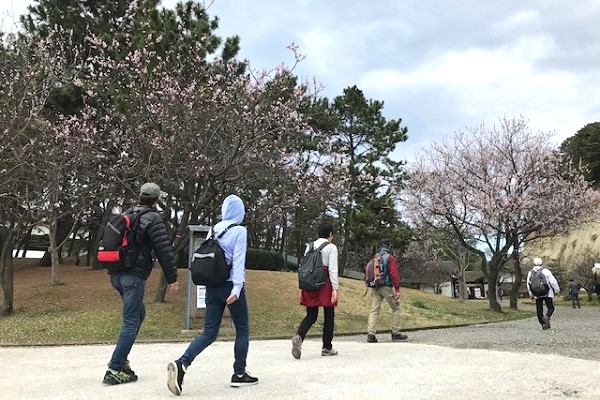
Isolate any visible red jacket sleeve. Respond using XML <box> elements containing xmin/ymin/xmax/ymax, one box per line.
<box><xmin>388</xmin><ymin>255</ymin><xmax>400</xmax><ymax>290</ymax></box>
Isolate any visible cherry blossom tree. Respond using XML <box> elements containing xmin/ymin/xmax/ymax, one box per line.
<box><xmin>402</xmin><ymin>116</ymin><xmax>599</xmax><ymax>312</ymax></box>
<box><xmin>0</xmin><ymin>29</ymin><xmax>71</xmax><ymax>311</ymax></box>
<box><xmin>67</xmin><ymin>3</ymin><xmax>332</xmax><ymax>300</ymax></box>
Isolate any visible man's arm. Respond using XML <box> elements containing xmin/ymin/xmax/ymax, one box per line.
<box><xmin>147</xmin><ymin>217</ymin><xmax>177</xmax><ymax>284</ymax></box>
<box><xmin>387</xmin><ymin>255</ymin><xmax>401</xmax><ymax>294</ymax></box>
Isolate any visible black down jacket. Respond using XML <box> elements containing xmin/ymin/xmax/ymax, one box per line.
<box><xmin>118</xmin><ymin>206</ymin><xmax>177</xmax><ymax>284</ymax></box>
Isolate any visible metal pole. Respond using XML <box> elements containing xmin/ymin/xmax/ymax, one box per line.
<box><xmin>186</xmin><ymin>227</ymin><xmax>193</xmax><ymax>330</ymax></box>
<box><xmin>185</xmin><ymin>225</ymin><xmax>211</xmax><ymax>331</ymax></box>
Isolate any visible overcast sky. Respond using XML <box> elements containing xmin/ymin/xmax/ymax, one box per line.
<box><xmin>2</xmin><ymin>0</ymin><xmax>599</xmax><ymax>163</ymax></box>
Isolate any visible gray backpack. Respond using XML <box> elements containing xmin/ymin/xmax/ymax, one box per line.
<box><xmin>529</xmin><ymin>268</ymin><xmax>549</xmax><ymax>297</ymax></box>
<box><xmin>298</xmin><ymin>242</ymin><xmax>330</xmax><ymax>291</ymax></box>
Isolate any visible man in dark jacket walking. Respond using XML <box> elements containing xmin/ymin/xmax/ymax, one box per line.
<box><xmin>103</xmin><ymin>182</ymin><xmax>179</xmax><ymax>385</ymax></box>
<box><xmin>568</xmin><ymin>279</ymin><xmax>581</xmax><ymax>308</ymax></box>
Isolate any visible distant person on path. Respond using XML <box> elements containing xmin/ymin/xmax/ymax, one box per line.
<box><xmin>567</xmin><ymin>278</ymin><xmax>581</xmax><ymax>308</ymax></box>
<box><xmin>291</xmin><ymin>221</ymin><xmax>339</xmax><ymax>359</ymax></box>
<box><xmin>167</xmin><ymin>195</ymin><xmax>257</xmax><ymax>396</ymax></box>
<box><xmin>365</xmin><ymin>238</ymin><xmax>407</xmax><ymax>343</ymax></box>
<box><xmin>103</xmin><ymin>182</ymin><xmax>179</xmax><ymax>385</ymax></box>
<box><xmin>527</xmin><ymin>257</ymin><xmax>560</xmax><ymax>330</ymax></box>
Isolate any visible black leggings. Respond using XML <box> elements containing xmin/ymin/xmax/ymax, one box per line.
<box><xmin>535</xmin><ymin>297</ymin><xmax>555</xmax><ymax>325</ymax></box>
<box><xmin>297</xmin><ymin>306</ymin><xmax>335</xmax><ymax>350</ymax></box>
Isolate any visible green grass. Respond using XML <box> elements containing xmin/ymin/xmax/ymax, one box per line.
<box><xmin>0</xmin><ymin>263</ymin><xmax>534</xmax><ymax>345</ymax></box>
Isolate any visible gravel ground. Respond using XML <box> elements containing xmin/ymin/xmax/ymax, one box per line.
<box><xmin>358</xmin><ymin>303</ymin><xmax>600</xmax><ymax>361</ymax></box>
<box><xmin>3</xmin><ymin>304</ymin><xmax>600</xmax><ymax>400</ymax></box>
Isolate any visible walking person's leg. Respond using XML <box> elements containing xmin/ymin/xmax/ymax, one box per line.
<box><xmin>382</xmin><ymin>286</ymin><xmax>407</xmax><ymax>341</ymax></box>
<box><xmin>535</xmin><ymin>297</ymin><xmax>545</xmax><ymax>327</ymax></box>
<box><xmin>297</xmin><ymin>306</ymin><xmax>319</xmax><ymax>339</ymax></box>
<box><xmin>292</xmin><ymin>306</ymin><xmax>318</xmax><ymax>359</ymax></box>
<box><xmin>228</xmin><ymin>287</ymin><xmax>249</xmax><ymax>376</ymax></box>
<box><xmin>545</xmin><ymin>296</ymin><xmax>555</xmax><ymax>319</ymax></box>
<box><xmin>228</xmin><ymin>287</ymin><xmax>258</xmax><ymax>387</ymax></box>
<box><xmin>105</xmin><ymin>273</ymin><xmax>145</xmax><ymax>385</ymax></box>
<box><xmin>321</xmin><ymin>306</ymin><xmax>336</xmax><ymax>355</ymax></box>
<box><xmin>540</xmin><ymin>296</ymin><xmax>554</xmax><ymax>330</ymax></box>
<box><xmin>180</xmin><ymin>285</ymin><xmax>227</xmax><ymax>366</ymax></box>
<box><xmin>367</xmin><ymin>288</ymin><xmax>384</xmax><ymax>341</ymax></box>
<box><xmin>168</xmin><ymin>284</ymin><xmax>226</xmax><ymax>395</ymax></box>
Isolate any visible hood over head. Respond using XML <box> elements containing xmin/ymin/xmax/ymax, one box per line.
<box><xmin>213</xmin><ymin>195</ymin><xmax>245</xmax><ymax>234</ymax></box>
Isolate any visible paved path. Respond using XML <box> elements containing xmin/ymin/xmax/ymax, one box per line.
<box><xmin>2</xmin><ymin>305</ymin><xmax>600</xmax><ymax>400</ymax></box>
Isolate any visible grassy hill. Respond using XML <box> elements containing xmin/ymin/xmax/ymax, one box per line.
<box><xmin>0</xmin><ymin>261</ymin><xmax>532</xmax><ymax>345</ymax></box>
<box><xmin>525</xmin><ymin>220</ymin><xmax>600</xmax><ymax>268</ymax></box>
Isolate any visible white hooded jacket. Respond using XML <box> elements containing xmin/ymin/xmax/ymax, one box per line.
<box><xmin>527</xmin><ymin>266</ymin><xmax>560</xmax><ymax>299</ymax></box>
<box><xmin>207</xmin><ymin>195</ymin><xmax>247</xmax><ymax>298</ymax></box>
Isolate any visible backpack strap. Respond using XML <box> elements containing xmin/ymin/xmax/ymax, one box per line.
<box><xmin>316</xmin><ymin>242</ymin><xmax>330</xmax><ymax>252</ymax></box>
<box><xmin>380</xmin><ymin>253</ymin><xmax>390</xmax><ymax>269</ymax></box>
<box><xmin>214</xmin><ymin>223</ymin><xmax>239</xmax><ymax>239</ymax></box>
<box><xmin>126</xmin><ymin>208</ymin><xmax>155</xmax><ymax>244</ymax></box>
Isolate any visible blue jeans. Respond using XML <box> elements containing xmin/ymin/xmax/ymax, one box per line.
<box><xmin>108</xmin><ymin>272</ymin><xmax>146</xmax><ymax>371</ymax></box>
<box><xmin>180</xmin><ymin>282</ymin><xmax>249</xmax><ymax>375</ymax></box>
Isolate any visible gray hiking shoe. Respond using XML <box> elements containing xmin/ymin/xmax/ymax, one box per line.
<box><xmin>292</xmin><ymin>334</ymin><xmax>302</xmax><ymax>359</ymax></box>
<box><xmin>321</xmin><ymin>347</ymin><xmax>338</xmax><ymax>356</ymax></box>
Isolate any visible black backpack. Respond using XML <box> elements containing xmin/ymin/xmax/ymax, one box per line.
<box><xmin>298</xmin><ymin>242</ymin><xmax>330</xmax><ymax>291</ymax></box>
<box><xmin>190</xmin><ymin>224</ymin><xmax>238</xmax><ymax>286</ymax></box>
<box><xmin>529</xmin><ymin>268</ymin><xmax>549</xmax><ymax>297</ymax></box>
<box><xmin>97</xmin><ymin>208</ymin><xmax>153</xmax><ymax>273</ymax></box>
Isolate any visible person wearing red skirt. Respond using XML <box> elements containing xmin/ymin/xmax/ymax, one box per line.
<box><xmin>291</xmin><ymin>221</ymin><xmax>339</xmax><ymax>359</ymax></box>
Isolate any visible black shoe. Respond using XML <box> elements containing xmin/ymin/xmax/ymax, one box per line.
<box><xmin>391</xmin><ymin>333</ymin><xmax>408</xmax><ymax>342</ymax></box>
<box><xmin>167</xmin><ymin>360</ymin><xmax>186</xmax><ymax>395</ymax></box>
<box><xmin>542</xmin><ymin>316</ymin><xmax>551</xmax><ymax>330</ymax></box>
<box><xmin>367</xmin><ymin>334</ymin><xmax>378</xmax><ymax>343</ymax></box>
<box><xmin>102</xmin><ymin>369</ymin><xmax>138</xmax><ymax>385</ymax></box>
<box><xmin>231</xmin><ymin>371</ymin><xmax>259</xmax><ymax>387</ymax></box>
<box><xmin>123</xmin><ymin>360</ymin><xmax>137</xmax><ymax>378</ymax></box>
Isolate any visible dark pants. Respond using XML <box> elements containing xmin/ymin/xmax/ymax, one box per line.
<box><xmin>296</xmin><ymin>306</ymin><xmax>335</xmax><ymax>350</ymax></box>
<box><xmin>535</xmin><ymin>297</ymin><xmax>555</xmax><ymax>325</ymax></box>
<box><xmin>179</xmin><ymin>281</ymin><xmax>249</xmax><ymax>375</ymax></box>
<box><xmin>571</xmin><ymin>294</ymin><xmax>580</xmax><ymax>308</ymax></box>
<box><xmin>108</xmin><ymin>272</ymin><xmax>146</xmax><ymax>371</ymax></box>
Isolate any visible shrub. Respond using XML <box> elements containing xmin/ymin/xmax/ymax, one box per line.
<box><xmin>246</xmin><ymin>248</ymin><xmax>284</xmax><ymax>271</ymax></box>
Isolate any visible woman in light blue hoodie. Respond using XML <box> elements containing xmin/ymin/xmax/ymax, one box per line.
<box><xmin>168</xmin><ymin>195</ymin><xmax>258</xmax><ymax>395</ymax></box>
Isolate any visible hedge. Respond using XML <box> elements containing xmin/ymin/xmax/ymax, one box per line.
<box><xmin>246</xmin><ymin>248</ymin><xmax>285</xmax><ymax>271</ymax></box>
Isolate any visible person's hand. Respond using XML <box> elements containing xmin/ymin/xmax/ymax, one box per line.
<box><xmin>331</xmin><ymin>289</ymin><xmax>338</xmax><ymax>304</ymax></box>
<box><xmin>169</xmin><ymin>282</ymin><xmax>179</xmax><ymax>296</ymax></box>
<box><xmin>394</xmin><ymin>290</ymin><xmax>400</xmax><ymax>300</ymax></box>
<box><xmin>226</xmin><ymin>294</ymin><xmax>238</xmax><ymax>305</ymax></box>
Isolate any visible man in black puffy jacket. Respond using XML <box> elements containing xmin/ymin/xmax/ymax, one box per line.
<box><xmin>103</xmin><ymin>182</ymin><xmax>179</xmax><ymax>385</ymax></box>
